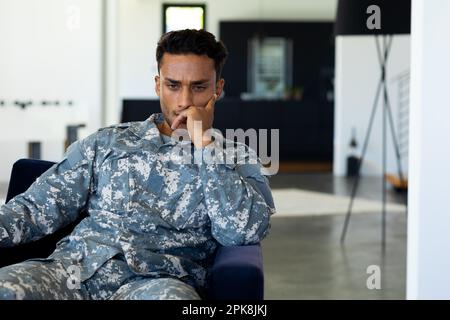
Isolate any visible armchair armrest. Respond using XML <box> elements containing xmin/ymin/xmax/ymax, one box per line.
<box><xmin>1</xmin><ymin>159</ymin><xmax>84</xmax><ymax>268</ymax></box>
<box><xmin>207</xmin><ymin>244</ymin><xmax>264</xmax><ymax>300</ymax></box>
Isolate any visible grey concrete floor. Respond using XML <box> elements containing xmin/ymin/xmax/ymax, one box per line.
<box><xmin>263</xmin><ymin>173</ymin><xmax>407</xmax><ymax>299</ymax></box>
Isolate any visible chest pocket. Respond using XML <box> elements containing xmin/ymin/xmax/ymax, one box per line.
<box><xmin>146</xmin><ymin>164</ymin><xmax>204</xmax><ymax>230</ymax></box>
<box><xmin>96</xmin><ymin>158</ymin><xmax>130</xmax><ymax>213</ymax></box>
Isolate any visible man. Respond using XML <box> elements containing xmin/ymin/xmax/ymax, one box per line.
<box><xmin>0</xmin><ymin>29</ymin><xmax>274</xmax><ymax>300</ymax></box>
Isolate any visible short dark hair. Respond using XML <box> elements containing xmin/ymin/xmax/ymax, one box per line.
<box><xmin>156</xmin><ymin>29</ymin><xmax>228</xmax><ymax>80</ymax></box>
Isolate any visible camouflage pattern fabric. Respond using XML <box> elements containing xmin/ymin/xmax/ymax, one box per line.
<box><xmin>0</xmin><ymin>113</ymin><xmax>274</xmax><ymax>300</ymax></box>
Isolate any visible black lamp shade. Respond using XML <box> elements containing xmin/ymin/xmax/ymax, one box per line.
<box><xmin>335</xmin><ymin>0</ymin><xmax>411</xmax><ymax>36</ymax></box>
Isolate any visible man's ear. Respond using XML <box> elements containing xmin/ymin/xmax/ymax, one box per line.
<box><xmin>155</xmin><ymin>75</ymin><xmax>161</xmax><ymax>97</ymax></box>
<box><xmin>216</xmin><ymin>78</ymin><xmax>225</xmax><ymax>98</ymax></box>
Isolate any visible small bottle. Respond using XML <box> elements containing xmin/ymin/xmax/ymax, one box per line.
<box><xmin>347</xmin><ymin>127</ymin><xmax>359</xmax><ymax>176</ymax></box>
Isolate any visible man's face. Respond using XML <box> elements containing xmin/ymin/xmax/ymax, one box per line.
<box><xmin>155</xmin><ymin>53</ymin><xmax>224</xmax><ymax>130</ymax></box>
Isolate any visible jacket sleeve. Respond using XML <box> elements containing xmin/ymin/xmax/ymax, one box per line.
<box><xmin>0</xmin><ymin>134</ymin><xmax>97</xmax><ymax>247</ymax></box>
<box><xmin>196</xmin><ymin>141</ymin><xmax>275</xmax><ymax>246</ymax></box>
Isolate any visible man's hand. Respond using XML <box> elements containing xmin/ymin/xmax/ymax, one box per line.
<box><xmin>171</xmin><ymin>94</ymin><xmax>217</xmax><ymax>149</ymax></box>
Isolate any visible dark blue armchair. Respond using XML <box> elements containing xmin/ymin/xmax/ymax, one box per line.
<box><xmin>0</xmin><ymin>159</ymin><xmax>264</xmax><ymax>300</ymax></box>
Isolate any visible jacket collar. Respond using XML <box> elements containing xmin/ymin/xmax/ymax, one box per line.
<box><xmin>128</xmin><ymin>113</ymin><xmax>177</xmax><ymax>148</ymax></box>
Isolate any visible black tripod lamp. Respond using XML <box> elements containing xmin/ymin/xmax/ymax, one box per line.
<box><xmin>335</xmin><ymin>0</ymin><xmax>411</xmax><ymax>247</ymax></box>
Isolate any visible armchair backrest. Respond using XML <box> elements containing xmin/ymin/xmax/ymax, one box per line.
<box><xmin>6</xmin><ymin>159</ymin><xmax>56</xmax><ymax>203</ymax></box>
<box><xmin>1</xmin><ymin>159</ymin><xmax>86</xmax><ymax>267</ymax></box>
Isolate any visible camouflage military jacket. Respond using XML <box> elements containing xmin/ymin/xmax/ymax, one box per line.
<box><xmin>0</xmin><ymin>113</ymin><xmax>274</xmax><ymax>289</ymax></box>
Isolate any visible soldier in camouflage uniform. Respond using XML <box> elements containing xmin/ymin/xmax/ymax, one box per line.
<box><xmin>0</xmin><ymin>29</ymin><xmax>274</xmax><ymax>300</ymax></box>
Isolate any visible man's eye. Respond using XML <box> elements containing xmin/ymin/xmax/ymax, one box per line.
<box><xmin>167</xmin><ymin>84</ymin><xmax>179</xmax><ymax>90</ymax></box>
<box><xmin>192</xmin><ymin>86</ymin><xmax>206</xmax><ymax>91</ymax></box>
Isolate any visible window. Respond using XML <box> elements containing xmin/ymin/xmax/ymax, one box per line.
<box><xmin>248</xmin><ymin>37</ymin><xmax>293</xmax><ymax>99</ymax></box>
<box><xmin>163</xmin><ymin>4</ymin><xmax>206</xmax><ymax>33</ymax></box>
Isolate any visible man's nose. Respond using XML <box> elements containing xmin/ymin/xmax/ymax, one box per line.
<box><xmin>177</xmin><ymin>87</ymin><xmax>193</xmax><ymax>110</ymax></box>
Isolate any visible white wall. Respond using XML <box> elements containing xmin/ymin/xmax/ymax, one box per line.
<box><xmin>334</xmin><ymin>35</ymin><xmax>411</xmax><ymax>176</ymax></box>
<box><xmin>407</xmin><ymin>0</ymin><xmax>450</xmax><ymax>300</ymax></box>
<box><xmin>118</xmin><ymin>0</ymin><xmax>337</xmax><ymax>100</ymax></box>
<box><xmin>0</xmin><ymin>0</ymin><xmax>103</xmax><ymax>181</ymax></box>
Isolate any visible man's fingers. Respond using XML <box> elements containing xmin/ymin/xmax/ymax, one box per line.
<box><xmin>171</xmin><ymin>97</ymin><xmax>215</xmax><ymax>130</ymax></box>
<box><xmin>171</xmin><ymin>114</ymin><xmax>187</xmax><ymax>130</ymax></box>
<box><xmin>205</xmin><ymin>94</ymin><xmax>217</xmax><ymax>112</ymax></box>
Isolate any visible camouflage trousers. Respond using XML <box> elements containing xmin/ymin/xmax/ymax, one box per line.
<box><xmin>0</xmin><ymin>255</ymin><xmax>201</xmax><ymax>300</ymax></box>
